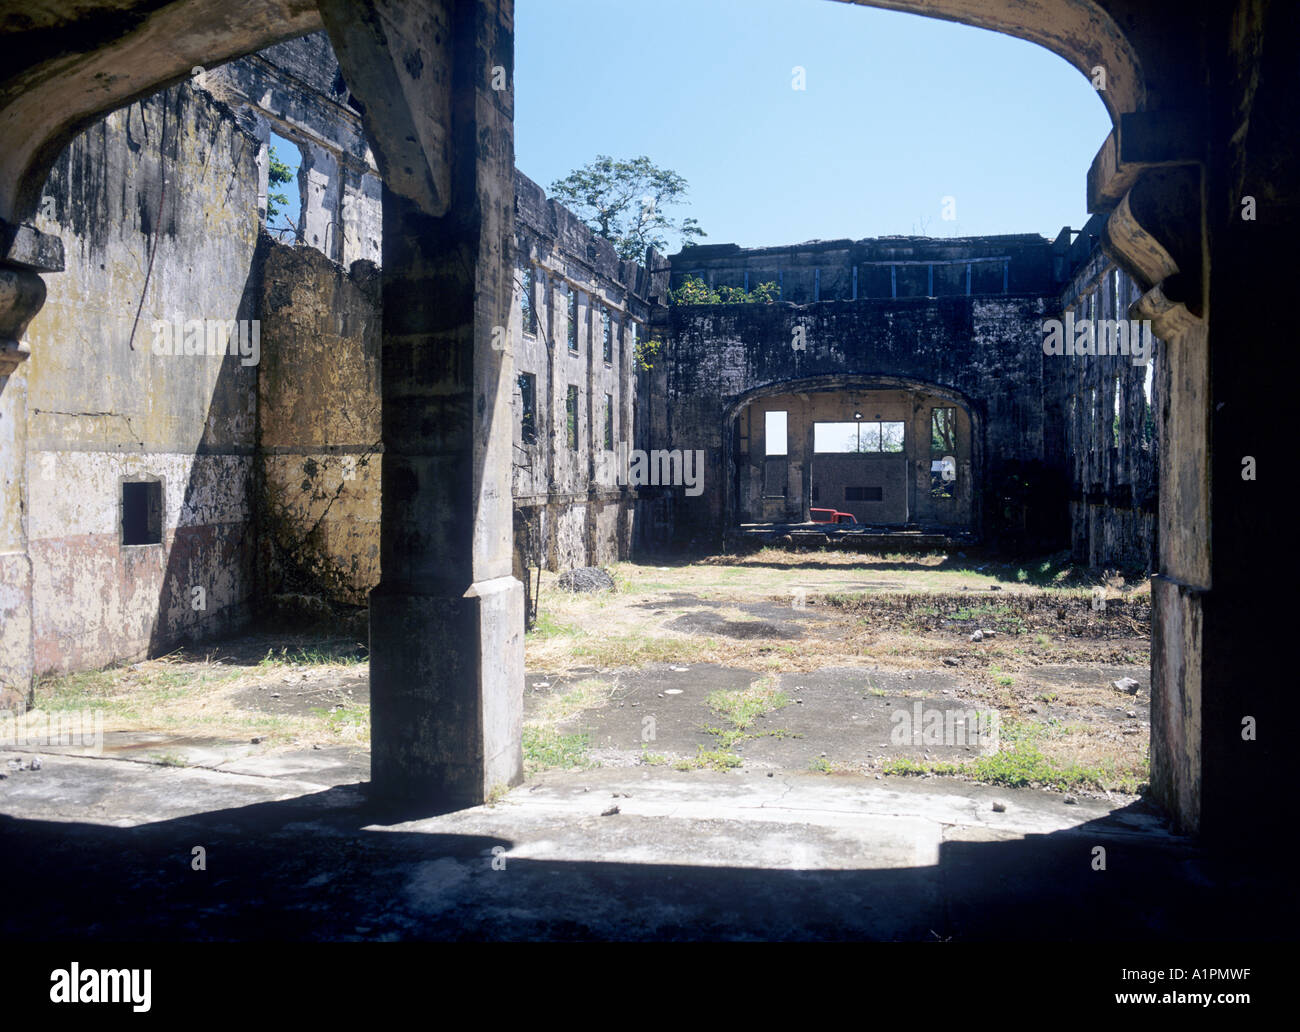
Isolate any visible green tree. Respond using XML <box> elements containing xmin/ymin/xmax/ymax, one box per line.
<box><xmin>266</xmin><ymin>145</ymin><xmax>294</xmax><ymax>225</ymax></box>
<box><xmin>550</xmin><ymin>155</ymin><xmax>706</xmax><ymax>261</ymax></box>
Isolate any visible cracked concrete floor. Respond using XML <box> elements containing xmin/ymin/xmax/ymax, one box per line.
<box><xmin>0</xmin><ymin>744</ymin><xmax>1280</xmax><ymax>941</ymax></box>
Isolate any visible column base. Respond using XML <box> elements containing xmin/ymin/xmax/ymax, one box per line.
<box><xmin>368</xmin><ymin>575</ymin><xmax>523</xmax><ymax>809</ymax></box>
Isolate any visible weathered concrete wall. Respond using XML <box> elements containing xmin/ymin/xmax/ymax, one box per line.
<box><xmin>210</xmin><ymin>33</ymin><xmax>382</xmax><ymax>267</ymax></box>
<box><xmin>670</xmin><ymin>234</ymin><xmax>1056</xmax><ymax>302</ymax></box>
<box><xmin>212</xmin><ymin>38</ymin><xmax>669</xmax><ymax>593</ymax></box>
<box><xmin>1049</xmin><ymin>219</ymin><xmax>1158</xmax><ymax>571</ymax></box>
<box><xmin>652</xmin><ymin>286</ymin><xmax>1059</xmax><ymax>550</ymax></box>
<box><xmin>256</xmin><ymin>236</ymin><xmax>381</xmax><ymax>611</ymax></box>
<box><xmin>511</xmin><ymin>172</ymin><xmax>668</xmax><ymax>573</ymax></box>
<box><xmin>0</xmin><ymin>356</ymin><xmax>33</xmax><ymax>706</ymax></box>
<box><xmin>24</xmin><ymin>81</ymin><xmax>261</xmax><ymax>674</ymax></box>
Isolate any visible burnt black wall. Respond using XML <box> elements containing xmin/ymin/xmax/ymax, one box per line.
<box><xmin>641</xmin><ymin>291</ymin><xmax>1066</xmax><ymax>550</ymax></box>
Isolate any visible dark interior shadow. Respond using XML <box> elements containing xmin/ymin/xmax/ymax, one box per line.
<box><xmin>0</xmin><ymin>789</ymin><xmax>1285</xmax><ymax>942</ymax></box>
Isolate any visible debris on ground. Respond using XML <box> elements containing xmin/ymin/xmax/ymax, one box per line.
<box><xmin>557</xmin><ymin>567</ymin><xmax>616</xmax><ymax>593</ymax></box>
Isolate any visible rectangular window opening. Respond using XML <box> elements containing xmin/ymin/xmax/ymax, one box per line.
<box><xmin>931</xmin><ymin>407</ymin><xmax>957</xmax><ymax>455</ymax></box>
<box><xmin>931</xmin><ymin>407</ymin><xmax>958</xmax><ymax>499</ymax></box>
<box><xmin>1111</xmin><ymin>376</ymin><xmax>1121</xmax><ymax>448</ymax></box>
<box><xmin>567</xmin><ymin>289</ymin><xmax>579</xmax><ymax>352</ymax></box>
<box><xmin>765</xmin><ymin>410</ymin><xmax>788</xmax><ymax>457</ymax></box>
<box><xmin>520</xmin><ymin>266</ymin><xmax>536</xmax><ymax>336</ymax></box>
<box><xmin>122</xmin><ymin>481</ymin><xmax>163</xmax><ymax>545</ymax></box>
<box><xmin>845</xmin><ymin>486</ymin><xmax>883</xmax><ymax>502</ymax></box>
<box><xmin>566</xmin><ymin>384</ymin><xmax>579</xmax><ymax>450</ymax></box>
<box><xmin>814</xmin><ymin>421</ymin><xmax>904</xmax><ymax>453</ymax></box>
<box><xmin>604</xmin><ymin>393</ymin><xmax>614</xmax><ymax>450</ymax></box>
<box><xmin>518</xmin><ymin>372</ymin><xmax>538</xmax><ymax>446</ymax></box>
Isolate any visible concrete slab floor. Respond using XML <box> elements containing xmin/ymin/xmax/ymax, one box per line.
<box><xmin>0</xmin><ymin>746</ymin><xmax>1284</xmax><ymax>941</ymax></box>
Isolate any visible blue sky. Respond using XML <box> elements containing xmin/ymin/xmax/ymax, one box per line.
<box><xmin>515</xmin><ymin>0</ymin><xmax>1111</xmax><ymax>252</ymax></box>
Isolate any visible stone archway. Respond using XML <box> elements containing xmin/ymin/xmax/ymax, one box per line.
<box><xmin>723</xmin><ymin>374</ymin><xmax>987</xmax><ymax>536</ymax></box>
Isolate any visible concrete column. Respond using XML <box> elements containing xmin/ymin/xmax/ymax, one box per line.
<box><xmin>321</xmin><ymin>0</ymin><xmax>522</xmax><ymax>807</ymax></box>
<box><xmin>0</xmin><ymin>222</ymin><xmax>63</xmax><ymax>711</ymax></box>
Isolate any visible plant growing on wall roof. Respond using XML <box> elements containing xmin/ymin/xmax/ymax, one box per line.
<box><xmin>550</xmin><ymin>155</ymin><xmax>707</xmax><ymax>261</ymax></box>
<box><xmin>669</xmin><ymin>275</ymin><xmax>779</xmax><ymax>306</ymax></box>
<box><xmin>634</xmin><ymin>335</ymin><xmax>664</xmax><ymax>371</ymax></box>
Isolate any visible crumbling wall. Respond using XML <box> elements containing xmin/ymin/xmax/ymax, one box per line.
<box><xmin>654</xmin><ymin>289</ymin><xmax>1059</xmax><ymax>550</ymax></box>
<box><xmin>1049</xmin><ymin>221</ymin><xmax>1158</xmax><ymax>571</ymax></box>
<box><xmin>511</xmin><ymin>172</ymin><xmax>668</xmax><ymax>573</ymax></box>
<box><xmin>24</xmin><ymin>81</ymin><xmax>261</xmax><ymax>673</ymax></box>
<box><xmin>255</xmin><ymin>236</ymin><xmax>380</xmax><ymax>620</ymax></box>
<box><xmin>209</xmin><ymin>33</ymin><xmax>382</xmax><ymax>267</ymax></box>
<box><xmin>669</xmin><ymin>234</ymin><xmax>1056</xmax><ymax>302</ymax></box>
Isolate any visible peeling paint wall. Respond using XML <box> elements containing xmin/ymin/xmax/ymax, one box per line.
<box><xmin>24</xmin><ymin>81</ymin><xmax>261</xmax><ymax>675</ymax></box>
<box><xmin>225</xmin><ymin>37</ymin><xmax>671</xmax><ymax>592</ymax></box>
<box><xmin>256</xmin><ymin>236</ymin><xmax>380</xmax><ymax>610</ymax></box>
<box><xmin>0</xmin><ymin>357</ymin><xmax>32</xmax><ymax>705</ymax></box>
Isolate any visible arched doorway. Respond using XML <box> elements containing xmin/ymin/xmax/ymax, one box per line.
<box><xmin>725</xmin><ymin>375</ymin><xmax>984</xmax><ymax>535</ymax></box>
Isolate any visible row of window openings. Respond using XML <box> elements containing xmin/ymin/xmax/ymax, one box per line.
<box><xmin>762</xmin><ymin>409</ymin><xmax>956</xmax><ymax>454</ymax></box>
<box><xmin>763</xmin><ymin>408</ymin><xmax>959</xmax><ymax>499</ymax></box>
<box><xmin>686</xmin><ymin>259</ymin><xmax>1013</xmax><ymax>301</ymax></box>
<box><xmin>517</xmin><ymin>374</ymin><xmax>616</xmax><ymax>452</ymax></box>
<box><xmin>1070</xmin><ymin>370</ymin><xmax>1156</xmax><ymax>456</ymax></box>
<box><xmin>1074</xmin><ymin>266</ymin><xmax>1131</xmax><ymax>324</ymax></box>
<box><xmin>520</xmin><ymin>267</ymin><xmax>631</xmax><ymax>364</ymax></box>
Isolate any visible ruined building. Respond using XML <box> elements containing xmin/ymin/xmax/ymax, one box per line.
<box><xmin>648</xmin><ymin>230</ymin><xmax>1156</xmax><ymax>566</ymax></box>
<box><xmin>2</xmin><ymin>31</ymin><xmax>1155</xmax><ymax>691</ymax></box>
<box><xmin>7</xmin><ymin>0</ymin><xmax>1287</xmax><ymax>842</ymax></box>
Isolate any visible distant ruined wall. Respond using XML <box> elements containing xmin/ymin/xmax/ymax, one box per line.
<box><xmin>24</xmin><ymin>82</ymin><xmax>261</xmax><ymax>674</ymax></box>
<box><xmin>652</xmin><ymin>291</ymin><xmax>1060</xmax><ymax>551</ymax></box>
<box><xmin>1049</xmin><ymin>219</ymin><xmax>1159</xmax><ymax>571</ymax></box>
<box><xmin>670</xmin><ymin>234</ymin><xmax>1057</xmax><ymax>303</ymax></box>
<box><xmin>511</xmin><ymin>172</ymin><xmax>669</xmax><ymax>575</ymax></box>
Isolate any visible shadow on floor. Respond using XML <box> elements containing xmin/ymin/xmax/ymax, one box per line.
<box><xmin>0</xmin><ymin>782</ymin><xmax>1284</xmax><ymax>941</ymax></box>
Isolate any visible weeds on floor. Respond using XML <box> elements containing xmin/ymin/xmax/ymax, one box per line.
<box><xmin>674</xmin><ymin>747</ymin><xmax>742</xmax><ymax>772</ymax></box>
<box><xmin>671</xmin><ymin>675</ymin><xmax>799</xmax><ymax>770</ymax></box>
<box><xmin>881</xmin><ymin>719</ymin><xmax>1148</xmax><ymax>794</ymax></box>
<box><xmin>257</xmin><ymin>641</ymin><xmax>366</xmax><ymax>667</ymax></box>
<box><xmin>522</xmin><ymin>725</ymin><xmax>591</xmax><ymax>775</ymax></box>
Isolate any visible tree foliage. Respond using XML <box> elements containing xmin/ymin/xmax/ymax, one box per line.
<box><xmin>266</xmin><ymin>145</ymin><xmax>294</xmax><ymax>225</ymax></box>
<box><xmin>550</xmin><ymin>155</ymin><xmax>706</xmax><ymax>261</ymax></box>
<box><xmin>669</xmin><ymin>275</ymin><xmax>779</xmax><ymax>306</ymax></box>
